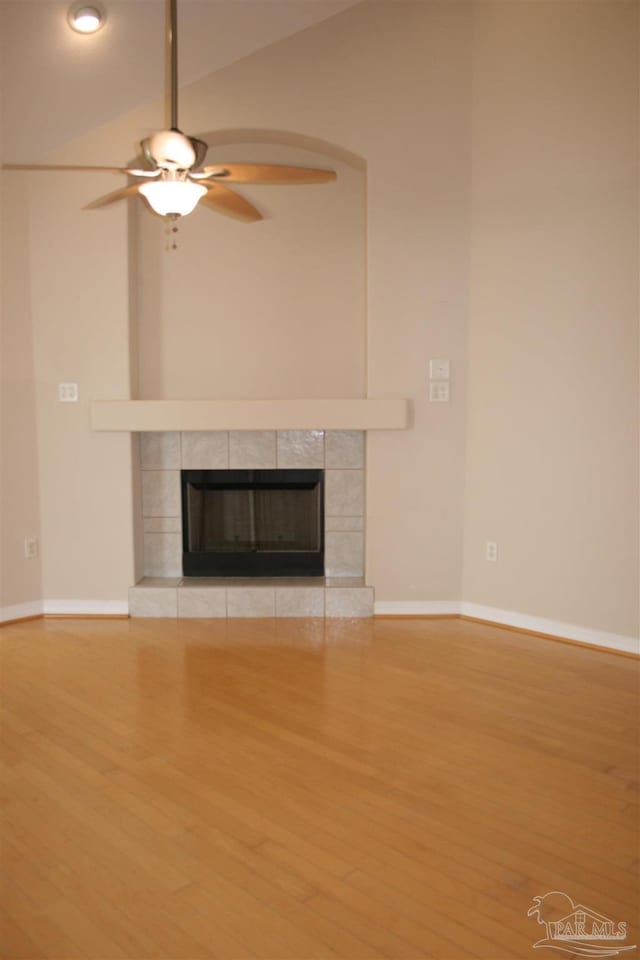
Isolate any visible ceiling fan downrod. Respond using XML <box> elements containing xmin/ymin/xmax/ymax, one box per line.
<box><xmin>169</xmin><ymin>0</ymin><xmax>178</xmax><ymax>132</ymax></box>
<box><xmin>142</xmin><ymin>0</ymin><xmax>199</xmax><ymax>174</ymax></box>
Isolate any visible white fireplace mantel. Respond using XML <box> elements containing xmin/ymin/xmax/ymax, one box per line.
<box><xmin>91</xmin><ymin>397</ymin><xmax>408</xmax><ymax>432</ymax></box>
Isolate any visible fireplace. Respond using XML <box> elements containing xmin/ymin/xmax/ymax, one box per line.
<box><xmin>181</xmin><ymin>469</ymin><xmax>324</xmax><ymax>577</ymax></box>
<box><xmin>138</xmin><ymin>430</ymin><xmax>366</xmax><ymax>582</ymax></box>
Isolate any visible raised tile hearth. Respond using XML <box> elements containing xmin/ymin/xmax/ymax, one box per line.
<box><xmin>129</xmin><ymin>577</ymin><xmax>374</xmax><ymax>619</ymax></box>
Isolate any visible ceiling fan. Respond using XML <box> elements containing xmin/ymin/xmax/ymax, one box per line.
<box><xmin>1</xmin><ymin>0</ymin><xmax>336</xmax><ymax>228</ymax></box>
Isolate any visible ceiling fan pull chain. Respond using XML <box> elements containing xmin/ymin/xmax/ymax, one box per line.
<box><xmin>165</xmin><ymin>214</ymin><xmax>180</xmax><ymax>251</ymax></box>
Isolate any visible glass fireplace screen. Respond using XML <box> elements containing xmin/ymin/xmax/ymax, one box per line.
<box><xmin>181</xmin><ymin>469</ymin><xmax>324</xmax><ymax>577</ymax></box>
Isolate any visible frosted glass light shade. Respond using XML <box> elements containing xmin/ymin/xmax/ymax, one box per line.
<box><xmin>139</xmin><ymin>181</ymin><xmax>207</xmax><ymax>217</ymax></box>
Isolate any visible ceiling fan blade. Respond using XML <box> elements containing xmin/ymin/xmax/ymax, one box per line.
<box><xmin>84</xmin><ymin>183</ymin><xmax>143</xmax><ymax>209</ymax></box>
<box><xmin>189</xmin><ymin>137</ymin><xmax>209</xmax><ymax>170</ymax></box>
<box><xmin>2</xmin><ymin>163</ymin><xmax>130</xmax><ymax>174</ymax></box>
<box><xmin>200</xmin><ymin>183</ymin><xmax>263</xmax><ymax>222</ymax></box>
<box><xmin>196</xmin><ymin>163</ymin><xmax>337</xmax><ymax>185</ymax></box>
<box><xmin>126</xmin><ymin>167</ymin><xmax>162</xmax><ymax>178</ymax></box>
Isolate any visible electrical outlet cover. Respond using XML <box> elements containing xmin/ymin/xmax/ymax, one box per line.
<box><xmin>486</xmin><ymin>541</ymin><xmax>498</xmax><ymax>561</ymax></box>
<box><xmin>24</xmin><ymin>537</ymin><xmax>38</xmax><ymax>559</ymax></box>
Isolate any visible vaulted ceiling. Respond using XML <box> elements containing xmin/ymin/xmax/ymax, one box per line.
<box><xmin>0</xmin><ymin>0</ymin><xmax>357</xmax><ymax>161</ymax></box>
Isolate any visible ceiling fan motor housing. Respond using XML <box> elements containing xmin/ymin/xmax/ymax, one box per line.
<box><xmin>144</xmin><ymin>130</ymin><xmax>196</xmax><ymax>170</ymax></box>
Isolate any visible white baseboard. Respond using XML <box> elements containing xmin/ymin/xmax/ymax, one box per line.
<box><xmin>42</xmin><ymin>599</ymin><xmax>129</xmax><ymax>616</ymax></box>
<box><xmin>375</xmin><ymin>600</ymin><xmax>461</xmax><ymax>616</ymax></box>
<box><xmin>0</xmin><ymin>599</ymin><xmax>44</xmax><ymax>623</ymax></box>
<box><xmin>459</xmin><ymin>602</ymin><xmax>639</xmax><ymax>655</ymax></box>
<box><xmin>374</xmin><ymin>599</ymin><xmax>638</xmax><ymax>655</ymax></box>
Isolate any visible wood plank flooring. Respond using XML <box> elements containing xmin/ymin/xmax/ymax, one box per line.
<box><xmin>0</xmin><ymin>616</ymin><xmax>638</xmax><ymax>959</ymax></box>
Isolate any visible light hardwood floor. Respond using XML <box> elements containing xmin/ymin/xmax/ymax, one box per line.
<box><xmin>0</xmin><ymin>616</ymin><xmax>638</xmax><ymax>959</ymax></box>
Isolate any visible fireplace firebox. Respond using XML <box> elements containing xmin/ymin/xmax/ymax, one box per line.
<box><xmin>181</xmin><ymin>469</ymin><xmax>324</xmax><ymax>577</ymax></box>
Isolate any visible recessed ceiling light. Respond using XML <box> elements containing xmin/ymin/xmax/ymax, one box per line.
<box><xmin>68</xmin><ymin>3</ymin><xmax>105</xmax><ymax>34</ymax></box>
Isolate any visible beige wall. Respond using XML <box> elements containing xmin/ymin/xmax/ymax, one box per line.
<box><xmin>23</xmin><ymin>173</ymin><xmax>136</xmax><ymax>605</ymax></box>
<box><xmin>0</xmin><ymin>177</ymin><xmax>43</xmax><ymax>612</ymax></box>
<box><xmin>463</xmin><ymin>0</ymin><xmax>639</xmax><ymax>637</ymax></box>
<box><xmin>137</xmin><ymin>141</ymin><xmax>366</xmax><ymax>401</ymax></box>
<box><xmin>1</xmin><ymin>0</ymin><xmax>637</xmax><ymax>639</ymax></box>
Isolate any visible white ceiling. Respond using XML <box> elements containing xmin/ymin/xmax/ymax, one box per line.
<box><xmin>0</xmin><ymin>0</ymin><xmax>357</xmax><ymax>161</ymax></box>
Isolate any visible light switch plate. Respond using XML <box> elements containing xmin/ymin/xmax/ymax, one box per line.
<box><xmin>58</xmin><ymin>383</ymin><xmax>79</xmax><ymax>402</ymax></box>
<box><xmin>429</xmin><ymin>359</ymin><xmax>450</xmax><ymax>381</ymax></box>
<box><xmin>429</xmin><ymin>382</ymin><xmax>450</xmax><ymax>402</ymax></box>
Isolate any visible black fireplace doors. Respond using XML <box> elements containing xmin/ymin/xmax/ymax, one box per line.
<box><xmin>181</xmin><ymin>469</ymin><xmax>324</xmax><ymax>577</ymax></box>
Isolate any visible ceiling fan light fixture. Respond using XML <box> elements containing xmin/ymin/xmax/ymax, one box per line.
<box><xmin>139</xmin><ymin>179</ymin><xmax>207</xmax><ymax>217</ymax></box>
<box><xmin>68</xmin><ymin>3</ymin><xmax>105</xmax><ymax>33</ymax></box>
<box><xmin>1</xmin><ymin>0</ymin><xmax>336</xmax><ymax>232</ymax></box>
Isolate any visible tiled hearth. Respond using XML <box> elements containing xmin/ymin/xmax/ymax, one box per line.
<box><xmin>129</xmin><ymin>429</ymin><xmax>374</xmax><ymax>618</ymax></box>
<box><xmin>129</xmin><ymin>577</ymin><xmax>373</xmax><ymax>618</ymax></box>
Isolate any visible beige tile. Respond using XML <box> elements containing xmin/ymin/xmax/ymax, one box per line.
<box><xmin>129</xmin><ymin>586</ymin><xmax>177</xmax><ymax>617</ymax></box>
<box><xmin>325</xmin><ymin>516</ymin><xmax>364</xmax><ymax>532</ymax></box>
<box><xmin>144</xmin><ymin>517</ymin><xmax>181</xmax><ymax>533</ymax></box>
<box><xmin>140</xmin><ymin>432</ymin><xmax>181</xmax><ymax>469</ymax></box>
<box><xmin>181</xmin><ymin>431</ymin><xmax>228</xmax><ymax>469</ymax></box>
<box><xmin>179</xmin><ymin>577</ymin><xmax>230</xmax><ymax>587</ymax></box>
<box><xmin>325</xmin><ymin>470</ymin><xmax>364</xmax><ymax>517</ymax></box>
<box><xmin>227</xmin><ymin>587</ymin><xmax>275</xmax><ymax>618</ymax></box>
<box><xmin>276</xmin><ymin>431</ymin><xmax>324</xmax><ymax>468</ymax></box>
<box><xmin>137</xmin><ymin>577</ymin><xmax>181</xmax><ymax>587</ymax></box>
<box><xmin>275</xmin><ymin>587</ymin><xmax>325</xmax><ymax>617</ymax></box>
<box><xmin>178</xmin><ymin>587</ymin><xmax>226</xmax><ymax>618</ymax></box>
<box><xmin>325</xmin><ymin>577</ymin><xmax>365</xmax><ymax>588</ymax></box>
<box><xmin>325</xmin><ymin>431</ymin><xmax>365</xmax><ymax>468</ymax></box>
<box><xmin>229</xmin><ymin>431</ymin><xmax>276</xmax><ymax>469</ymax></box>
<box><xmin>141</xmin><ymin>471</ymin><xmax>180</xmax><ymax>517</ymax></box>
<box><xmin>325</xmin><ymin>531</ymin><xmax>364</xmax><ymax>577</ymax></box>
<box><xmin>143</xmin><ymin>533</ymin><xmax>182</xmax><ymax>577</ymax></box>
<box><xmin>325</xmin><ymin>587</ymin><xmax>374</xmax><ymax>618</ymax></box>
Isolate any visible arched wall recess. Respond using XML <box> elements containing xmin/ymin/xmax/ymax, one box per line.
<box><xmin>134</xmin><ymin>131</ymin><xmax>367</xmax><ymax>401</ymax></box>
<box><xmin>198</xmin><ymin>128</ymin><xmax>367</xmax><ymax>172</ymax></box>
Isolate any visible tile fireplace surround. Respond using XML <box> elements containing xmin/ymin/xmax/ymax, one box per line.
<box><xmin>129</xmin><ymin>429</ymin><xmax>374</xmax><ymax>618</ymax></box>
